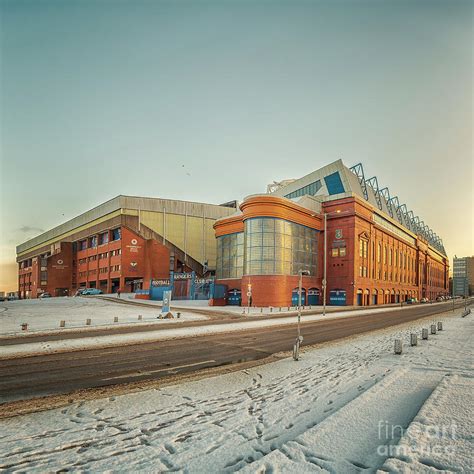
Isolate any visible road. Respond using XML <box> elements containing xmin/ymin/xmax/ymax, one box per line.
<box><xmin>0</xmin><ymin>301</ymin><xmax>468</xmax><ymax>403</ymax></box>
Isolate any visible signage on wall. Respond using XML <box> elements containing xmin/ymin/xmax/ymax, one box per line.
<box><xmin>151</xmin><ymin>279</ymin><xmax>171</xmax><ymax>287</ymax></box>
<box><xmin>174</xmin><ymin>272</ymin><xmax>193</xmax><ymax>280</ymax></box>
<box><xmin>52</xmin><ymin>259</ymin><xmax>67</xmax><ymax>270</ymax></box>
<box><xmin>335</xmin><ymin>229</ymin><xmax>343</xmax><ymax>239</ymax></box>
<box><xmin>195</xmin><ymin>277</ymin><xmax>214</xmax><ymax>284</ymax></box>
<box><xmin>126</xmin><ymin>238</ymin><xmax>141</xmax><ymax>253</ymax></box>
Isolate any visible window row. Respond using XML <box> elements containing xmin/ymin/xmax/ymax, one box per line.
<box><xmin>77</xmin><ymin>228</ymin><xmax>121</xmax><ymax>250</ymax></box>
<box><xmin>284</xmin><ymin>180</ymin><xmax>322</xmax><ymax>199</ymax></box>
<box><xmin>78</xmin><ymin>249</ymin><xmax>122</xmax><ymax>264</ymax></box>
<box><xmin>78</xmin><ymin>265</ymin><xmax>121</xmax><ymax>278</ymax></box>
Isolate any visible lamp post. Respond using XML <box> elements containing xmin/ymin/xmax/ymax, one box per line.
<box><xmin>293</xmin><ymin>269</ymin><xmax>310</xmax><ymax>361</ymax></box>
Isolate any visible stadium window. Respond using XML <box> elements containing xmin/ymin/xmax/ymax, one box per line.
<box><xmin>112</xmin><ymin>228</ymin><xmax>121</xmax><ymax>241</ymax></box>
<box><xmin>324</xmin><ymin>172</ymin><xmax>345</xmax><ymax>195</ymax></box>
<box><xmin>284</xmin><ymin>180</ymin><xmax>322</xmax><ymax>199</ymax></box>
<box><xmin>99</xmin><ymin>232</ymin><xmax>109</xmax><ymax>245</ymax></box>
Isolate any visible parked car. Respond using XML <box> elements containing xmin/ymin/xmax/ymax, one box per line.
<box><xmin>81</xmin><ymin>288</ymin><xmax>103</xmax><ymax>295</ymax></box>
<box><xmin>436</xmin><ymin>296</ymin><xmax>443</xmax><ymax>302</ymax></box>
<box><xmin>406</xmin><ymin>298</ymin><xmax>417</xmax><ymax>304</ymax></box>
<box><xmin>74</xmin><ymin>288</ymin><xmax>87</xmax><ymax>297</ymax></box>
<box><xmin>420</xmin><ymin>298</ymin><xmax>429</xmax><ymax>303</ymax></box>
<box><xmin>39</xmin><ymin>292</ymin><xmax>52</xmax><ymax>298</ymax></box>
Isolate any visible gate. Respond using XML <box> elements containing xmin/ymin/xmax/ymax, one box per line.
<box><xmin>307</xmin><ymin>288</ymin><xmax>320</xmax><ymax>305</ymax></box>
<box><xmin>329</xmin><ymin>289</ymin><xmax>346</xmax><ymax>305</ymax></box>
<box><xmin>227</xmin><ymin>289</ymin><xmax>242</xmax><ymax>306</ymax></box>
<box><xmin>291</xmin><ymin>288</ymin><xmax>306</xmax><ymax>306</ymax></box>
<box><xmin>193</xmin><ymin>278</ymin><xmax>214</xmax><ymax>300</ymax></box>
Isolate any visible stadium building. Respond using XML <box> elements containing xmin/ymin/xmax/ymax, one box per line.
<box><xmin>17</xmin><ymin>196</ymin><xmax>235</xmax><ymax>298</ymax></box>
<box><xmin>213</xmin><ymin>160</ymin><xmax>449</xmax><ymax>307</ymax></box>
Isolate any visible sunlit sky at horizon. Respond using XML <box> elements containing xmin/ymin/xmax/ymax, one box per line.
<box><xmin>0</xmin><ymin>0</ymin><xmax>472</xmax><ymax>292</ymax></box>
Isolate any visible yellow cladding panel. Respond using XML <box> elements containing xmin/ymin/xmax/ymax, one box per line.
<box><xmin>164</xmin><ymin>213</ymin><xmax>186</xmax><ymax>250</ymax></box>
<box><xmin>140</xmin><ymin>210</ymin><xmax>164</xmax><ymax>235</ymax></box>
<box><xmin>140</xmin><ymin>210</ymin><xmax>218</xmax><ymax>267</ymax></box>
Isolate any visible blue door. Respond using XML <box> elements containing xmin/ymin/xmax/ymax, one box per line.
<box><xmin>329</xmin><ymin>289</ymin><xmax>346</xmax><ymax>306</ymax></box>
<box><xmin>307</xmin><ymin>288</ymin><xmax>320</xmax><ymax>305</ymax></box>
<box><xmin>227</xmin><ymin>289</ymin><xmax>242</xmax><ymax>306</ymax></box>
<box><xmin>357</xmin><ymin>293</ymin><xmax>363</xmax><ymax>306</ymax></box>
<box><xmin>292</xmin><ymin>288</ymin><xmax>306</xmax><ymax>306</ymax></box>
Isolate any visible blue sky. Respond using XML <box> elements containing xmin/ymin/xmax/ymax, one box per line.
<box><xmin>0</xmin><ymin>0</ymin><xmax>472</xmax><ymax>290</ymax></box>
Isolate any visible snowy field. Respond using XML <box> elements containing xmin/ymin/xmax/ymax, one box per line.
<box><xmin>0</xmin><ymin>297</ymin><xmax>206</xmax><ymax>336</ymax></box>
<box><xmin>0</xmin><ymin>309</ymin><xmax>472</xmax><ymax>472</ymax></box>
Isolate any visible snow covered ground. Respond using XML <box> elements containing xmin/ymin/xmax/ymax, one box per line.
<box><xmin>0</xmin><ymin>297</ymin><xmax>206</xmax><ymax>336</ymax></box>
<box><xmin>0</xmin><ymin>308</ymin><xmax>471</xmax><ymax>472</ymax></box>
<box><xmin>0</xmin><ymin>304</ymin><xmax>428</xmax><ymax>359</ymax></box>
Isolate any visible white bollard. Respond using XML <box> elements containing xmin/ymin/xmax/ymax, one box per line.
<box><xmin>60</xmin><ymin>320</ymin><xmax>65</xmax><ymax>328</ymax></box>
<box><xmin>430</xmin><ymin>324</ymin><xmax>437</xmax><ymax>335</ymax></box>
<box><xmin>437</xmin><ymin>321</ymin><xmax>443</xmax><ymax>331</ymax></box>
<box><xmin>138</xmin><ymin>315</ymin><xmax>142</xmax><ymax>320</ymax></box>
<box><xmin>86</xmin><ymin>318</ymin><xmax>91</xmax><ymax>326</ymax></box>
<box><xmin>422</xmin><ymin>328</ymin><xmax>429</xmax><ymax>340</ymax></box>
<box><xmin>114</xmin><ymin>316</ymin><xmax>119</xmax><ymax>323</ymax></box>
<box><xmin>410</xmin><ymin>333</ymin><xmax>418</xmax><ymax>346</ymax></box>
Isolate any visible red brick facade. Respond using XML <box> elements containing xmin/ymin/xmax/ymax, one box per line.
<box><xmin>214</xmin><ymin>194</ymin><xmax>449</xmax><ymax>307</ymax></box>
<box><xmin>18</xmin><ymin>224</ymin><xmax>185</xmax><ymax>298</ymax></box>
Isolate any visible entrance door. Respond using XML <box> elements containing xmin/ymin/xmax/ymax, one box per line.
<box><xmin>329</xmin><ymin>289</ymin><xmax>346</xmax><ymax>305</ymax></box>
<box><xmin>307</xmin><ymin>288</ymin><xmax>320</xmax><ymax>305</ymax></box>
<box><xmin>292</xmin><ymin>288</ymin><xmax>306</xmax><ymax>306</ymax></box>
<box><xmin>227</xmin><ymin>289</ymin><xmax>242</xmax><ymax>306</ymax></box>
<box><xmin>357</xmin><ymin>292</ymin><xmax>363</xmax><ymax>306</ymax></box>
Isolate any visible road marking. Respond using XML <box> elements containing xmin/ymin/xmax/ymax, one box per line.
<box><xmin>101</xmin><ymin>359</ymin><xmax>217</xmax><ymax>381</ymax></box>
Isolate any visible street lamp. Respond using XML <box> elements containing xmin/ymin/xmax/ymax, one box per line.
<box><xmin>293</xmin><ymin>269</ymin><xmax>310</xmax><ymax>361</ymax></box>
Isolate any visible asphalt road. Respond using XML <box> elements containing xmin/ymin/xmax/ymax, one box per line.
<box><xmin>0</xmin><ymin>301</ymin><xmax>468</xmax><ymax>403</ymax></box>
